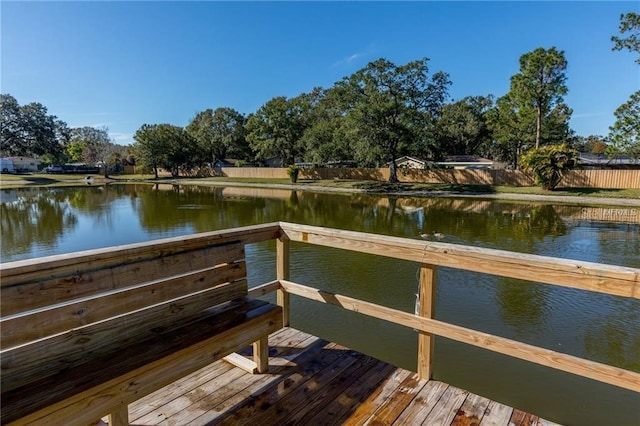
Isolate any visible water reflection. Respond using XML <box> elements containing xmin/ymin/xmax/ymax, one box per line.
<box><xmin>1</xmin><ymin>188</ymin><xmax>78</xmax><ymax>258</ymax></box>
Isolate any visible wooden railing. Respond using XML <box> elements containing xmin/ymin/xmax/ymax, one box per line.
<box><xmin>246</xmin><ymin>222</ymin><xmax>640</xmax><ymax>393</ymax></box>
<box><xmin>2</xmin><ymin>222</ymin><xmax>638</xmax><ymax>395</ymax></box>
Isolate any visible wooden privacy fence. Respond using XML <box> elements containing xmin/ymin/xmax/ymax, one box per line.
<box><xmin>250</xmin><ymin>222</ymin><xmax>640</xmax><ymax>392</ymax></box>
<box><xmin>209</xmin><ymin>167</ymin><xmax>640</xmax><ymax>189</ymax></box>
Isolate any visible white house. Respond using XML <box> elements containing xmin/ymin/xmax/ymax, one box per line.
<box><xmin>5</xmin><ymin>157</ymin><xmax>42</xmax><ymax>172</ymax></box>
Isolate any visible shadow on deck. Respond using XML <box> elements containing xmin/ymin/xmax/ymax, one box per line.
<box><xmin>114</xmin><ymin>328</ymin><xmax>559</xmax><ymax>426</ymax></box>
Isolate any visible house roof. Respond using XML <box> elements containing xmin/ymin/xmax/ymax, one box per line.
<box><xmin>441</xmin><ymin>155</ymin><xmax>493</xmax><ymax>164</ymax></box>
<box><xmin>578</xmin><ymin>153</ymin><xmax>638</xmax><ymax>165</ymax></box>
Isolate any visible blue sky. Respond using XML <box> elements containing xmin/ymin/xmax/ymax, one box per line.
<box><xmin>2</xmin><ymin>1</ymin><xmax>638</xmax><ymax>146</ymax></box>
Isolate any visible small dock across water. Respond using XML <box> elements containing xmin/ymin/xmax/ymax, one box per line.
<box><xmin>116</xmin><ymin>327</ymin><xmax>560</xmax><ymax>426</ymax></box>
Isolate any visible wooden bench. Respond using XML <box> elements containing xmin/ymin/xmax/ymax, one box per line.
<box><xmin>0</xmin><ymin>232</ymin><xmax>283</xmax><ymax>425</ymax></box>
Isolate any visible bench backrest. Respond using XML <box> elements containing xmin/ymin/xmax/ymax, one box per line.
<box><xmin>1</xmin><ymin>236</ymin><xmax>249</xmax><ymax>392</ymax></box>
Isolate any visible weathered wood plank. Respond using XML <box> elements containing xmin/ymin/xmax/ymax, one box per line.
<box><xmin>248</xmin><ymin>279</ymin><xmax>280</xmax><ymax>298</ymax></box>
<box><xmin>280</xmin><ymin>280</ymin><xmax>640</xmax><ymax>392</ymax></box>
<box><xmin>509</xmin><ymin>409</ymin><xmax>539</xmax><ymax>426</ymax></box>
<box><xmin>279</xmin><ymin>222</ymin><xmax>640</xmax><ymax>299</ymax></box>
<box><xmin>211</xmin><ymin>342</ymin><xmax>344</xmax><ymax>426</ymax></box>
<box><xmin>342</xmin><ymin>368</ymin><xmax>414</xmax><ymax>426</ymax></box>
<box><xmin>2</xmin><ymin>281</ymin><xmax>248</xmax><ymax>392</ymax></box>
<box><xmin>393</xmin><ymin>380</ymin><xmax>449</xmax><ymax>425</ymax></box>
<box><xmin>128</xmin><ymin>328</ymin><xmax>309</xmax><ymax>424</ymax></box>
<box><xmin>281</xmin><ymin>353</ymin><xmax>381</xmax><ymax>425</ymax></box>
<box><xmin>421</xmin><ymin>385</ymin><xmax>469</xmax><ymax>425</ymax></box>
<box><xmin>3</xmin><ymin>301</ymin><xmax>282</xmax><ymax>425</ymax></box>
<box><xmin>451</xmin><ymin>393</ymin><xmax>492</xmax><ymax>426</ymax></box>
<box><xmin>319</xmin><ymin>361</ymin><xmax>397</xmax><ymax>425</ymax></box>
<box><xmin>1</xmin><ymin>242</ymin><xmax>246</xmax><ymax>316</ymax></box>
<box><xmin>201</xmin><ymin>346</ymin><xmax>361</xmax><ymax>426</ymax></box>
<box><xmin>479</xmin><ymin>400</ymin><xmax>514</xmax><ymax>426</ymax></box>
<box><xmin>126</xmin><ymin>359</ymin><xmax>235</xmax><ymax>422</ymax></box>
<box><xmin>362</xmin><ymin>372</ymin><xmax>427</xmax><ymax>425</ymax></box>
<box><xmin>1</xmin><ymin>262</ymin><xmax>246</xmax><ymax>348</ymax></box>
<box><xmin>0</xmin><ymin>222</ymin><xmax>280</xmax><ymax>287</ymax></box>
<box><xmin>118</xmin><ymin>328</ymin><xmax>551</xmax><ymax>426</ymax></box>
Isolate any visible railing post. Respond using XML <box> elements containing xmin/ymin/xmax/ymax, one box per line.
<box><xmin>276</xmin><ymin>233</ymin><xmax>290</xmax><ymax>327</ymax></box>
<box><xmin>417</xmin><ymin>263</ymin><xmax>437</xmax><ymax>380</ymax></box>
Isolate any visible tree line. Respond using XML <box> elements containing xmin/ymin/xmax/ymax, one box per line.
<box><xmin>1</xmin><ymin>13</ymin><xmax>637</xmax><ymax>184</ymax></box>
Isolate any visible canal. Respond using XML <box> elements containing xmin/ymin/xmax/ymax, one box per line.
<box><xmin>1</xmin><ymin>183</ymin><xmax>638</xmax><ymax>425</ymax></box>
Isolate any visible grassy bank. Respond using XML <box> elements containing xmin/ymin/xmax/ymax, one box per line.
<box><xmin>1</xmin><ymin>173</ymin><xmax>639</xmax><ymax>200</ymax></box>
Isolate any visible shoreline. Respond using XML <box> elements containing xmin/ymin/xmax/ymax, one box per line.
<box><xmin>173</xmin><ymin>179</ymin><xmax>640</xmax><ymax>207</ymax></box>
<box><xmin>2</xmin><ymin>175</ymin><xmax>639</xmax><ymax>207</ymax></box>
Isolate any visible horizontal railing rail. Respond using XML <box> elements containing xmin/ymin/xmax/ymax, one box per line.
<box><xmin>264</xmin><ymin>222</ymin><xmax>640</xmax><ymax>392</ymax></box>
<box><xmin>2</xmin><ymin>221</ymin><xmax>638</xmax><ymax>395</ymax></box>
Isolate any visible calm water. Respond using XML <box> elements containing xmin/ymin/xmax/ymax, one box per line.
<box><xmin>1</xmin><ymin>183</ymin><xmax>639</xmax><ymax>425</ymax></box>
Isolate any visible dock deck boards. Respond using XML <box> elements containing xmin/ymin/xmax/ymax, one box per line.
<box><xmin>116</xmin><ymin>327</ymin><xmax>560</xmax><ymax>426</ymax></box>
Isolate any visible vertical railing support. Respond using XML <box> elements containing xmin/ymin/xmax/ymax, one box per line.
<box><xmin>417</xmin><ymin>263</ymin><xmax>437</xmax><ymax>380</ymax></box>
<box><xmin>276</xmin><ymin>233</ymin><xmax>290</xmax><ymax>327</ymax></box>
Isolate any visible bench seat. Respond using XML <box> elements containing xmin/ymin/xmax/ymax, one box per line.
<box><xmin>0</xmin><ymin>227</ymin><xmax>285</xmax><ymax>425</ymax></box>
<box><xmin>2</xmin><ymin>297</ymin><xmax>282</xmax><ymax>425</ymax></box>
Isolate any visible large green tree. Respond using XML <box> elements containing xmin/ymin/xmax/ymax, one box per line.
<box><xmin>0</xmin><ymin>94</ymin><xmax>66</xmax><ymax>159</ymax></box>
<box><xmin>69</xmin><ymin>126</ymin><xmax>115</xmax><ymax>177</ymax></box>
<box><xmin>134</xmin><ymin>124</ymin><xmax>195</xmax><ymax>178</ymax></box>
<box><xmin>338</xmin><ymin>58</ymin><xmax>451</xmax><ymax>182</ymax></box>
<box><xmin>186</xmin><ymin>107</ymin><xmax>249</xmax><ymax>165</ymax></box>
<box><xmin>488</xmin><ymin>48</ymin><xmax>572</xmax><ymax>167</ymax></box>
<box><xmin>246</xmin><ymin>95</ymin><xmax>312</xmax><ymax>166</ymax></box>
<box><xmin>607</xmin><ymin>90</ymin><xmax>640</xmax><ymax>160</ymax></box>
<box><xmin>298</xmin><ymin>87</ymin><xmax>355</xmax><ymax>165</ymax></box>
<box><xmin>434</xmin><ymin>95</ymin><xmax>493</xmax><ymax>157</ymax></box>
<box><xmin>510</xmin><ymin>47</ymin><xmax>571</xmax><ymax>149</ymax></box>
<box><xmin>608</xmin><ymin>12</ymin><xmax>640</xmax><ymax>160</ymax></box>
<box><xmin>612</xmin><ymin>12</ymin><xmax>640</xmax><ymax>64</ymax></box>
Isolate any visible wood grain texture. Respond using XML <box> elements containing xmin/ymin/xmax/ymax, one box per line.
<box><xmin>279</xmin><ymin>222</ymin><xmax>640</xmax><ymax>298</ymax></box>
<box><xmin>2</xmin><ymin>281</ymin><xmax>248</xmax><ymax>392</ymax></box>
<box><xmin>280</xmin><ymin>280</ymin><xmax>640</xmax><ymax>392</ymax></box>
<box><xmin>417</xmin><ymin>263</ymin><xmax>437</xmax><ymax>380</ymax></box>
<box><xmin>0</xmin><ymin>222</ymin><xmax>280</xmax><ymax>287</ymax></box>
<box><xmin>1</xmin><ymin>262</ymin><xmax>246</xmax><ymax>348</ymax></box>
<box><xmin>2</xmin><ymin>301</ymin><xmax>282</xmax><ymax>425</ymax></box>
<box><xmin>276</xmin><ymin>235</ymin><xmax>291</xmax><ymax>327</ymax></box>
<box><xmin>81</xmin><ymin>327</ymin><xmax>554</xmax><ymax>426</ymax></box>
<box><xmin>1</xmin><ymin>242</ymin><xmax>246</xmax><ymax>316</ymax></box>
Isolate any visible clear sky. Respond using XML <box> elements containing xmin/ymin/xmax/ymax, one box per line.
<box><xmin>2</xmin><ymin>1</ymin><xmax>638</xmax><ymax>146</ymax></box>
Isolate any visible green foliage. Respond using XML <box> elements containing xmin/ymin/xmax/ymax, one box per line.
<box><xmin>520</xmin><ymin>144</ymin><xmax>578</xmax><ymax>190</ymax></box>
<box><xmin>487</xmin><ymin>47</ymin><xmax>573</xmax><ymax>166</ymax></box>
<box><xmin>246</xmin><ymin>95</ymin><xmax>311</xmax><ymax>166</ymax></box>
<box><xmin>435</xmin><ymin>95</ymin><xmax>493</xmax><ymax>157</ymax></box>
<box><xmin>0</xmin><ymin>94</ymin><xmax>66</xmax><ymax>159</ymax></box>
<box><xmin>133</xmin><ymin>124</ymin><xmax>195</xmax><ymax>178</ymax></box>
<box><xmin>338</xmin><ymin>57</ymin><xmax>451</xmax><ymax>182</ymax></box>
<box><xmin>607</xmin><ymin>90</ymin><xmax>640</xmax><ymax>160</ymax></box>
<box><xmin>612</xmin><ymin>12</ymin><xmax>640</xmax><ymax>64</ymax></box>
<box><xmin>186</xmin><ymin>107</ymin><xmax>248</xmax><ymax>165</ymax></box>
<box><xmin>69</xmin><ymin>126</ymin><xmax>115</xmax><ymax>177</ymax></box>
<box><xmin>299</xmin><ymin>87</ymin><xmax>354</xmax><ymax>165</ymax></box>
<box><xmin>286</xmin><ymin>164</ymin><xmax>300</xmax><ymax>183</ymax></box>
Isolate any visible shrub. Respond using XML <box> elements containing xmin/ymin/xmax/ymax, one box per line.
<box><xmin>287</xmin><ymin>165</ymin><xmax>300</xmax><ymax>183</ymax></box>
<box><xmin>520</xmin><ymin>143</ymin><xmax>578</xmax><ymax>190</ymax></box>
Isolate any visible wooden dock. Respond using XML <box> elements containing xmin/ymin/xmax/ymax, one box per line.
<box><xmin>113</xmin><ymin>327</ymin><xmax>559</xmax><ymax>426</ymax></box>
<box><xmin>4</xmin><ymin>222</ymin><xmax>636</xmax><ymax>425</ymax></box>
